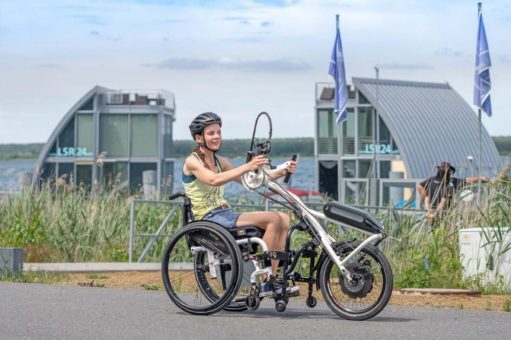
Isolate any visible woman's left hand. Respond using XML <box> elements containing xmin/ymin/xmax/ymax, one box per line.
<box><xmin>287</xmin><ymin>160</ymin><xmax>297</xmax><ymax>174</ymax></box>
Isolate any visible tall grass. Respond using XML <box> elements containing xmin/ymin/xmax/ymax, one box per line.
<box><xmin>0</xmin><ymin>184</ymin><xmax>180</xmax><ymax>262</ymax></box>
<box><xmin>382</xmin><ymin>164</ymin><xmax>511</xmax><ymax>292</ymax></box>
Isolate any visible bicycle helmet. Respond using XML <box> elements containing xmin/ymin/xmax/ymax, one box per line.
<box><xmin>189</xmin><ymin>112</ymin><xmax>222</xmax><ymax>138</ymax></box>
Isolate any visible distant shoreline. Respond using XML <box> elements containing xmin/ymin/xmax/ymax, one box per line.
<box><xmin>1</xmin><ymin>135</ymin><xmax>510</xmax><ymax>160</ymax></box>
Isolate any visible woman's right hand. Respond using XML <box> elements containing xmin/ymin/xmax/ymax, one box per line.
<box><xmin>246</xmin><ymin>155</ymin><xmax>268</xmax><ymax>171</ymax></box>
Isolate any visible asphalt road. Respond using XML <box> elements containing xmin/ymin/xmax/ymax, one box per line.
<box><xmin>1</xmin><ymin>282</ymin><xmax>510</xmax><ymax>340</ymax></box>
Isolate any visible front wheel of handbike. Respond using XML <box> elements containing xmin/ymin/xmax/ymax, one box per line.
<box><xmin>161</xmin><ymin>221</ymin><xmax>243</xmax><ymax>315</ymax></box>
<box><xmin>319</xmin><ymin>241</ymin><xmax>393</xmax><ymax>320</ymax></box>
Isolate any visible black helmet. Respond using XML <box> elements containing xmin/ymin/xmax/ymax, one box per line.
<box><xmin>189</xmin><ymin>112</ymin><xmax>222</xmax><ymax>138</ymax></box>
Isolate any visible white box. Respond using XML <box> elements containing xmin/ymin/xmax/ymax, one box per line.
<box><xmin>459</xmin><ymin>227</ymin><xmax>511</xmax><ymax>288</ymax></box>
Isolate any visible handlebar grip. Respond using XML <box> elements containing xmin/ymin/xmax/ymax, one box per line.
<box><xmin>169</xmin><ymin>191</ymin><xmax>186</xmax><ymax>201</ymax></box>
<box><xmin>283</xmin><ymin>154</ymin><xmax>297</xmax><ymax>184</ymax></box>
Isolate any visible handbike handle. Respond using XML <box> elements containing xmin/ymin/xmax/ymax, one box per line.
<box><xmin>283</xmin><ymin>154</ymin><xmax>298</xmax><ymax>184</ymax></box>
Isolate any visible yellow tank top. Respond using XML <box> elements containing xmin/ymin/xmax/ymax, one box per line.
<box><xmin>182</xmin><ymin>152</ymin><xmax>229</xmax><ymax>219</ymax></box>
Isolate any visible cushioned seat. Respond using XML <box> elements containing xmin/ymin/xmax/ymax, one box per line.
<box><xmin>229</xmin><ymin>225</ymin><xmax>264</xmax><ymax>239</ymax></box>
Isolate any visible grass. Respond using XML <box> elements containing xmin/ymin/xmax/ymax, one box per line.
<box><xmin>0</xmin><ymin>271</ymin><xmax>68</xmax><ymax>284</ymax></box>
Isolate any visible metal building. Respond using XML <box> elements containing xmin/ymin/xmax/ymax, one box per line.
<box><xmin>33</xmin><ymin>86</ymin><xmax>176</xmax><ymax>198</ymax></box>
<box><xmin>315</xmin><ymin>77</ymin><xmax>502</xmax><ymax>206</ymax></box>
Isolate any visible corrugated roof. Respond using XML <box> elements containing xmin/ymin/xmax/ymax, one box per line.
<box><xmin>352</xmin><ymin>77</ymin><xmax>502</xmax><ymax>178</ymax></box>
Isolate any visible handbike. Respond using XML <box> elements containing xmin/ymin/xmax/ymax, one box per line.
<box><xmin>161</xmin><ymin>112</ymin><xmax>393</xmax><ymax>320</ymax></box>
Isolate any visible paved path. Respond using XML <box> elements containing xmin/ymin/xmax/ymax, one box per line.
<box><xmin>1</xmin><ymin>282</ymin><xmax>510</xmax><ymax>340</ymax></box>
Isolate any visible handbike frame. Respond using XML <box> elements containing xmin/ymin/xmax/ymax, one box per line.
<box><xmin>241</xmin><ymin>166</ymin><xmax>385</xmax><ymax>283</ymax></box>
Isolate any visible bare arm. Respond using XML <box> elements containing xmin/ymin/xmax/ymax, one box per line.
<box><xmin>464</xmin><ymin>176</ymin><xmax>489</xmax><ymax>184</ymax></box>
<box><xmin>417</xmin><ymin>183</ymin><xmax>431</xmax><ymax>210</ymax></box>
<box><xmin>268</xmin><ymin>160</ymin><xmax>297</xmax><ymax>180</ymax></box>
<box><xmin>185</xmin><ymin>154</ymin><xmax>268</xmax><ymax>186</ymax></box>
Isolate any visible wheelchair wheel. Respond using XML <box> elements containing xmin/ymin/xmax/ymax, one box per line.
<box><xmin>161</xmin><ymin>221</ymin><xmax>243</xmax><ymax>315</ymax></box>
<box><xmin>319</xmin><ymin>241</ymin><xmax>393</xmax><ymax>320</ymax></box>
<box><xmin>194</xmin><ymin>249</ymin><xmax>248</xmax><ymax>312</ymax></box>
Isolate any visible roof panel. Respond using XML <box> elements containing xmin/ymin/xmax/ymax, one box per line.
<box><xmin>352</xmin><ymin>77</ymin><xmax>501</xmax><ymax>178</ymax></box>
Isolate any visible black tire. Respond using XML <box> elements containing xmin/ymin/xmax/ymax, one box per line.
<box><xmin>161</xmin><ymin>221</ymin><xmax>243</xmax><ymax>315</ymax></box>
<box><xmin>319</xmin><ymin>241</ymin><xmax>393</xmax><ymax>320</ymax></box>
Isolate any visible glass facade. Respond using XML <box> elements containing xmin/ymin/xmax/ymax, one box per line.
<box><xmin>76</xmin><ymin>114</ymin><xmax>94</xmax><ymax>156</ymax></box>
<box><xmin>37</xmin><ymin>88</ymin><xmax>175</xmax><ymax>198</ymax></box>
<box><xmin>342</xmin><ymin>110</ymin><xmax>355</xmax><ymax>155</ymax></box>
<box><xmin>357</xmin><ymin>107</ymin><xmax>373</xmax><ymax>154</ymax></box>
<box><xmin>100</xmin><ymin>115</ymin><xmax>129</xmax><ymax>157</ymax></box>
<box><xmin>317</xmin><ymin>109</ymin><xmax>337</xmax><ymax>154</ymax></box>
<box><xmin>131</xmin><ymin>114</ymin><xmax>158</xmax><ymax>157</ymax></box>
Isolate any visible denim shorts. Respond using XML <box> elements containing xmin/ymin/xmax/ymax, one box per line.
<box><xmin>202</xmin><ymin>208</ymin><xmax>241</xmax><ymax>230</ymax></box>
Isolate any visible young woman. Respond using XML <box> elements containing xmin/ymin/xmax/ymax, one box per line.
<box><xmin>182</xmin><ymin>112</ymin><xmax>297</xmax><ymax>295</ymax></box>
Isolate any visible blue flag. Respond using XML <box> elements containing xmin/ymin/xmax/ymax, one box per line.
<box><xmin>328</xmin><ymin>16</ymin><xmax>349</xmax><ymax>124</ymax></box>
<box><xmin>473</xmin><ymin>6</ymin><xmax>492</xmax><ymax>117</ymax></box>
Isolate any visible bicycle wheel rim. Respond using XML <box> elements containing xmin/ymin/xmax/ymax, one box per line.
<box><xmin>162</xmin><ymin>222</ymin><xmax>242</xmax><ymax>315</ymax></box>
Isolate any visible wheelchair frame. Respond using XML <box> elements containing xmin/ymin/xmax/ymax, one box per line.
<box><xmin>162</xmin><ymin>165</ymin><xmax>393</xmax><ymax>320</ymax></box>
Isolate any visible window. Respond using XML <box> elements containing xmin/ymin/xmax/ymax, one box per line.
<box><xmin>163</xmin><ymin>115</ymin><xmax>173</xmax><ymax>158</ymax></box>
<box><xmin>40</xmin><ymin>162</ymin><xmax>56</xmax><ymax>182</ymax></box>
<box><xmin>58</xmin><ymin>117</ymin><xmax>75</xmax><ymax>149</ymax></box>
<box><xmin>76</xmin><ymin>164</ymin><xmax>92</xmax><ymax>189</ymax></box>
<box><xmin>317</xmin><ymin>109</ymin><xmax>337</xmax><ymax>154</ymax></box>
<box><xmin>358</xmin><ymin>91</ymin><xmax>370</xmax><ymax>104</ymax></box>
<box><xmin>162</xmin><ymin>160</ymin><xmax>174</xmax><ymax>195</ymax></box>
<box><xmin>78</xmin><ymin>97</ymin><xmax>94</xmax><ymax>111</ymax></box>
<box><xmin>102</xmin><ymin>162</ymin><xmax>128</xmax><ymax>189</ymax></box>
<box><xmin>359</xmin><ymin>160</ymin><xmax>372</xmax><ymax>178</ymax></box>
<box><xmin>343</xmin><ymin>160</ymin><xmax>355</xmax><ymax>178</ymax></box>
<box><xmin>77</xmin><ymin>115</ymin><xmax>94</xmax><ymax>156</ymax></box>
<box><xmin>358</xmin><ymin>107</ymin><xmax>373</xmax><ymax>153</ymax></box>
<box><xmin>131</xmin><ymin>115</ymin><xmax>158</xmax><ymax>157</ymax></box>
<box><xmin>130</xmin><ymin>163</ymin><xmax>157</xmax><ymax>195</ymax></box>
<box><xmin>100</xmin><ymin>115</ymin><xmax>129</xmax><ymax>157</ymax></box>
<box><xmin>342</xmin><ymin>109</ymin><xmax>355</xmax><ymax>155</ymax></box>
<box><xmin>57</xmin><ymin>163</ymin><xmax>74</xmax><ymax>185</ymax></box>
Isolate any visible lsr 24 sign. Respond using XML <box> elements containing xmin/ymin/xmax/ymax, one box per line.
<box><xmin>361</xmin><ymin>144</ymin><xmax>399</xmax><ymax>154</ymax></box>
<box><xmin>49</xmin><ymin>147</ymin><xmax>94</xmax><ymax>157</ymax></box>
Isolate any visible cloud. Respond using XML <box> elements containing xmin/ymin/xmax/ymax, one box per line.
<box><xmin>146</xmin><ymin>57</ymin><xmax>311</xmax><ymax>72</ymax></box>
<box><xmin>68</xmin><ymin>14</ymin><xmax>108</xmax><ymax>26</ymax></box>
<box><xmin>35</xmin><ymin>63</ymin><xmax>62</xmax><ymax>68</ymax></box>
<box><xmin>89</xmin><ymin>30</ymin><xmax>122</xmax><ymax>41</ymax></box>
<box><xmin>377</xmin><ymin>63</ymin><xmax>434</xmax><ymax>70</ymax></box>
<box><xmin>500</xmin><ymin>55</ymin><xmax>511</xmax><ymax>64</ymax></box>
<box><xmin>435</xmin><ymin>47</ymin><xmax>463</xmax><ymax>58</ymax></box>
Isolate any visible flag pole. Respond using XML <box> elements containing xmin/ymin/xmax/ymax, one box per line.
<box><xmin>478</xmin><ymin>108</ymin><xmax>482</xmax><ymax>198</ymax></box>
<box><xmin>477</xmin><ymin>2</ymin><xmax>482</xmax><ymax>199</ymax></box>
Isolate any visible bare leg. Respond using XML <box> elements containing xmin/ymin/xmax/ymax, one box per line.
<box><xmin>236</xmin><ymin>211</ymin><xmax>288</xmax><ymax>276</ymax></box>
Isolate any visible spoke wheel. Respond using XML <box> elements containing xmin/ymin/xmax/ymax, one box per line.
<box><xmin>161</xmin><ymin>221</ymin><xmax>242</xmax><ymax>315</ymax></box>
<box><xmin>319</xmin><ymin>242</ymin><xmax>393</xmax><ymax>320</ymax></box>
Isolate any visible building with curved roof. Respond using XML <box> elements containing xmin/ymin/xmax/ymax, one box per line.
<box><xmin>314</xmin><ymin>77</ymin><xmax>501</xmax><ymax>206</ymax></box>
<box><xmin>34</xmin><ymin>86</ymin><xmax>176</xmax><ymax>197</ymax></box>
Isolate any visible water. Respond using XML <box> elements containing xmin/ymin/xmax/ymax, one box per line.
<box><xmin>0</xmin><ymin>157</ymin><xmax>317</xmax><ymax>201</ymax></box>
<box><xmin>0</xmin><ymin>159</ymin><xmax>37</xmax><ymax>192</ymax></box>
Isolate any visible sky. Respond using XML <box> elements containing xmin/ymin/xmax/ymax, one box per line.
<box><xmin>0</xmin><ymin>0</ymin><xmax>510</xmax><ymax>143</ymax></box>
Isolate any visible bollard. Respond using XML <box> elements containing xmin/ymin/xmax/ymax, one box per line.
<box><xmin>0</xmin><ymin>248</ymin><xmax>24</xmax><ymax>277</ymax></box>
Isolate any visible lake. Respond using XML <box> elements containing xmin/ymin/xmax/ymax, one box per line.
<box><xmin>0</xmin><ymin>157</ymin><xmax>317</xmax><ymax>201</ymax></box>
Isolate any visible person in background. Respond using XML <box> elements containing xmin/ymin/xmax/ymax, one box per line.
<box><xmin>417</xmin><ymin>161</ymin><xmax>489</xmax><ymax>218</ymax></box>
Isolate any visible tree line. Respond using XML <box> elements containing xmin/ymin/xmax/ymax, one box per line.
<box><xmin>1</xmin><ymin>136</ymin><xmax>511</xmax><ymax>160</ymax></box>
<box><xmin>0</xmin><ymin>138</ymin><xmax>315</xmax><ymax>160</ymax></box>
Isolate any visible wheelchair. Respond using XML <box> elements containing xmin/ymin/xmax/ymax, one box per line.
<box><xmin>161</xmin><ymin>113</ymin><xmax>393</xmax><ymax>320</ymax></box>
<box><xmin>161</xmin><ymin>169</ymin><xmax>393</xmax><ymax>320</ymax></box>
